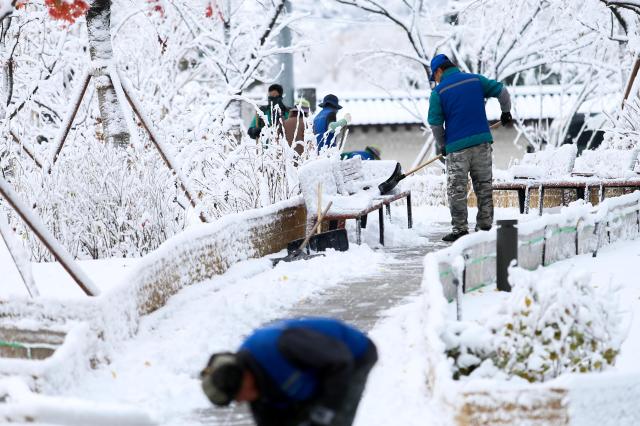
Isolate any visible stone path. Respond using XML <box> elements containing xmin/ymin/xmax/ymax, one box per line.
<box><xmin>190</xmin><ymin>227</ymin><xmax>448</xmax><ymax>425</ymax></box>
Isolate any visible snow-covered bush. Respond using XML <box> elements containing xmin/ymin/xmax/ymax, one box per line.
<box><xmin>8</xmin><ymin>137</ymin><xmax>185</xmax><ymax>260</ymax></box>
<box><xmin>179</xmin><ymin>112</ymin><xmax>319</xmax><ymax>219</ymax></box>
<box><xmin>401</xmin><ymin>173</ymin><xmax>447</xmax><ymax>207</ymax></box>
<box><xmin>442</xmin><ymin>320</ymin><xmax>494</xmax><ymax>380</ymax></box>
<box><xmin>445</xmin><ymin>267</ymin><xmax>625</xmax><ymax>383</ymax></box>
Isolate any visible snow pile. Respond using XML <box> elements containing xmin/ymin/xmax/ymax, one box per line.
<box><xmin>61</xmin><ymin>245</ymin><xmax>384</xmax><ymax>424</ymax></box>
<box><xmin>355</xmin><ymin>295</ymin><xmax>446</xmax><ymax>426</ymax></box>
<box><xmin>500</xmin><ymin>144</ymin><xmax>577</xmax><ymax>180</ymax></box>
<box><xmin>573</xmin><ymin>148</ymin><xmax>639</xmax><ymax>178</ymax></box>
<box><xmin>0</xmin><ymin>377</ymin><xmax>156</xmax><ymax>425</ymax></box>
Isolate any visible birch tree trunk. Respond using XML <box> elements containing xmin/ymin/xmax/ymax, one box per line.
<box><xmin>86</xmin><ymin>0</ymin><xmax>129</xmax><ymax>147</ymax></box>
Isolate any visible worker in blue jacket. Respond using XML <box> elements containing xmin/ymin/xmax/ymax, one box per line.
<box><xmin>314</xmin><ymin>94</ymin><xmax>343</xmax><ymax>152</ymax></box>
<box><xmin>341</xmin><ymin>146</ymin><xmax>381</xmax><ymax>161</ymax></box>
<box><xmin>427</xmin><ymin>54</ymin><xmax>512</xmax><ymax>242</ymax></box>
<box><xmin>200</xmin><ymin>317</ymin><xmax>377</xmax><ymax>426</ymax></box>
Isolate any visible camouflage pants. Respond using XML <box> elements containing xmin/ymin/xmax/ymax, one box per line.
<box><xmin>446</xmin><ymin>143</ymin><xmax>494</xmax><ymax>232</ymax></box>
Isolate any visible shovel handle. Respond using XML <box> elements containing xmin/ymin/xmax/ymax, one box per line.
<box><xmin>406</xmin><ymin>122</ymin><xmax>501</xmax><ymax>177</ymax></box>
<box><xmin>298</xmin><ymin>201</ymin><xmax>333</xmax><ymax>252</ymax></box>
<box><xmin>404</xmin><ymin>154</ymin><xmax>444</xmax><ymax>177</ymax></box>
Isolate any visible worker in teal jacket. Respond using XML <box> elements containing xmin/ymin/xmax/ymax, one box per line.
<box><xmin>427</xmin><ymin>54</ymin><xmax>512</xmax><ymax>242</ymax></box>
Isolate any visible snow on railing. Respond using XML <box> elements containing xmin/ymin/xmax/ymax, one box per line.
<box><xmin>432</xmin><ymin>191</ymin><xmax>640</xmax><ymax>302</ymax></box>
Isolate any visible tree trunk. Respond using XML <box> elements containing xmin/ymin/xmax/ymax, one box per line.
<box><xmin>86</xmin><ymin>0</ymin><xmax>129</xmax><ymax>147</ymax></box>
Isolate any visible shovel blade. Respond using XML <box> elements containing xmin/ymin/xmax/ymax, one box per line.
<box><xmin>378</xmin><ymin>162</ymin><xmax>403</xmax><ymax>195</ymax></box>
<box><xmin>271</xmin><ymin>251</ymin><xmax>325</xmax><ymax>266</ymax></box>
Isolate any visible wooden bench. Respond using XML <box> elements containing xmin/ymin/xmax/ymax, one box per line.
<box><xmin>298</xmin><ymin>158</ymin><xmax>412</xmax><ymax>245</ymax></box>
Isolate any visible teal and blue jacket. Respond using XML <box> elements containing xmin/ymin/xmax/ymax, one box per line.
<box><xmin>428</xmin><ymin>67</ymin><xmax>503</xmax><ymax>154</ymax></box>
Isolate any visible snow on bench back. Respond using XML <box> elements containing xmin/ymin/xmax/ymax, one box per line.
<box><xmin>502</xmin><ymin>144</ymin><xmax>577</xmax><ymax>180</ymax></box>
<box><xmin>298</xmin><ymin>158</ymin><xmax>400</xmax><ymax>216</ymax></box>
<box><xmin>572</xmin><ymin>148</ymin><xmax>639</xmax><ymax>179</ymax></box>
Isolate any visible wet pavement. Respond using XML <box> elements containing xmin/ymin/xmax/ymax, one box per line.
<box><xmin>187</xmin><ymin>228</ymin><xmax>448</xmax><ymax>426</ymax></box>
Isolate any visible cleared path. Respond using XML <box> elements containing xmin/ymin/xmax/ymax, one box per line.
<box><xmin>192</xmin><ymin>228</ymin><xmax>448</xmax><ymax>425</ymax></box>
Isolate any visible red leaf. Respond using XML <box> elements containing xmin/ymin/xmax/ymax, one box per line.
<box><xmin>44</xmin><ymin>0</ymin><xmax>89</xmax><ymax>23</ymax></box>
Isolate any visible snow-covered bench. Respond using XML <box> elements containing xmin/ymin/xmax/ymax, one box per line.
<box><xmin>501</xmin><ymin>143</ymin><xmax>578</xmax><ymax>181</ymax></box>
<box><xmin>572</xmin><ymin>148</ymin><xmax>639</xmax><ymax>178</ymax></box>
<box><xmin>298</xmin><ymin>157</ymin><xmax>412</xmax><ymax>245</ymax></box>
<box><xmin>493</xmin><ymin>145</ymin><xmax>640</xmax><ymax>214</ymax></box>
<box><xmin>493</xmin><ymin>144</ymin><xmax>578</xmax><ymax>214</ymax></box>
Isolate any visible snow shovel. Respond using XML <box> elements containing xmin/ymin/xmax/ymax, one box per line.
<box><xmin>286</xmin><ymin>229</ymin><xmax>349</xmax><ymax>254</ymax></box>
<box><xmin>272</xmin><ymin>201</ymin><xmax>333</xmax><ymax>266</ymax></box>
<box><xmin>378</xmin><ymin>155</ymin><xmax>443</xmax><ymax>195</ymax></box>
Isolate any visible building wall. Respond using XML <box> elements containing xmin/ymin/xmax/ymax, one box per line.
<box><xmin>343</xmin><ymin>125</ymin><xmax>528</xmax><ymax>170</ymax></box>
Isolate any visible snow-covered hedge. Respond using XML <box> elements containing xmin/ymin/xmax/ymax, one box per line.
<box><xmin>444</xmin><ymin>268</ymin><xmax>623</xmax><ymax>383</ymax></box>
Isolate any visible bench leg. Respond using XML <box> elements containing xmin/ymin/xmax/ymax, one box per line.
<box><xmin>576</xmin><ymin>187</ymin><xmax>585</xmax><ymax>201</ymax></box>
<box><xmin>599</xmin><ymin>185</ymin><xmax>605</xmax><ymax>202</ymax></box>
<box><xmin>378</xmin><ymin>207</ymin><xmax>384</xmax><ymax>246</ymax></box>
<box><xmin>517</xmin><ymin>188</ymin><xmax>525</xmax><ymax>214</ymax></box>
<box><xmin>356</xmin><ymin>217</ymin><xmax>362</xmax><ymax>245</ymax></box>
<box><xmin>538</xmin><ymin>187</ymin><xmax>545</xmax><ymax>216</ymax></box>
<box><xmin>386</xmin><ymin>203</ymin><xmax>391</xmax><ymax>218</ymax></box>
<box><xmin>407</xmin><ymin>194</ymin><xmax>413</xmax><ymax>229</ymax></box>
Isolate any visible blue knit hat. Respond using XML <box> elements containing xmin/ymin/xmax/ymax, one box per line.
<box><xmin>429</xmin><ymin>54</ymin><xmax>450</xmax><ymax>82</ymax></box>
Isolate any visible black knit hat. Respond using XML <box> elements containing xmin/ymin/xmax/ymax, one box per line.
<box><xmin>200</xmin><ymin>353</ymin><xmax>244</xmax><ymax>407</ymax></box>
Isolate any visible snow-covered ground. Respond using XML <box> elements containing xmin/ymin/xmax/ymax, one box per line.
<box><xmin>58</xmin><ymin>244</ymin><xmax>385</xmax><ymax>425</ymax></box>
<box><xmin>4</xmin><ymin>204</ymin><xmax>640</xmax><ymax>425</ymax></box>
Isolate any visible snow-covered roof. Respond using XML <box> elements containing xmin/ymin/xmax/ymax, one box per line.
<box><xmin>334</xmin><ymin>86</ymin><xmax>617</xmax><ymax>127</ymax></box>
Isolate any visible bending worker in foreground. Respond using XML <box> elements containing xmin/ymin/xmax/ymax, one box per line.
<box><xmin>427</xmin><ymin>54</ymin><xmax>512</xmax><ymax>242</ymax></box>
<box><xmin>200</xmin><ymin>317</ymin><xmax>378</xmax><ymax>426</ymax></box>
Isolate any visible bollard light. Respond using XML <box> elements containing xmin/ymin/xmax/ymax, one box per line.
<box><xmin>496</xmin><ymin>219</ymin><xmax>518</xmax><ymax>292</ymax></box>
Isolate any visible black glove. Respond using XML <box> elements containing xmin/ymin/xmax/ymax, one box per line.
<box><xmin>500</xmin><ymin>111</ymin><xmax>512</xmax><ymax>126</ymax></box>
<box><xmin>247</xmin><ymin>127</ymin><xmax>260</xmax><ymax>139</ymax></box>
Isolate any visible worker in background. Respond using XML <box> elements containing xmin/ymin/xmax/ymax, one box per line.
<box><xmin>314</xmin><ymin>94</ymin><xmax>344</xmax><ymax>152</ymax></box>
<box><xmin>341</xmin><ymin>146</ymin><xmax>381</xmax><ymax>161</ymax></box>
<box><xmin>248</xmin><ymin>84</ymin><xmax>289</xmax><ymax>140</ymax></box>
<box><xmin>283</xmin><ymin>98</ymin><xmax>311</xmax><ymax>157</ymax></box>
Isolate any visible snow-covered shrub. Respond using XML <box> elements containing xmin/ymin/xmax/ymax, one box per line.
<box><xmin>442</xmin><ymin>320</ymin><xmax>494</xmax><ymax>380</ymax></box>
<box><xmin>9</xmin><ymin>136</ymin><xmax>185</xmax><ymax>260</ymax></box>
<box><xmin>601</xmin><ymin>95</ymin><xmax>640</xmax><ymax>150</ymax></box>
<box><xmin>401</xmin><ymin>173</ymin><xmax>447</xmax><ymax>207</ymax></box>
<box><xmin>489</xmin><ymin>268</ymin><xmax>623</xmax><ymax>382</ymax></box>
<box><xmin>179</xmin><ymin>114</ymin><xmax>319</xmax><ymax>220</ymax></box>
<box><xmin>445</xmin><ymin>267</ymin><xmax>625</xmax><ymax>383</ymax></box>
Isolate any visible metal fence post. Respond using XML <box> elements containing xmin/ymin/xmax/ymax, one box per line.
<box><xmin>496</xmin><ymin>219</ymin><xmax>518</xmax><ymax>292</ymax></box>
